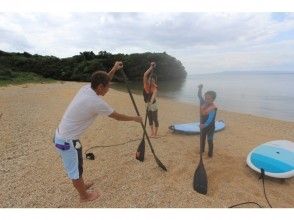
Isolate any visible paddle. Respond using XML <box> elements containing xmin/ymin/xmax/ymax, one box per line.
<box><xmin>120</xmin><ymin>69</ymin><xmax>167</xmax><ymax>171</ymax></box>
<box><xmin>193</xmin><ymin>100</ymin><xmax>208</xmax><ymax>194</ymax></box>
<box><xmin>135</xmin><ymin>108</ymin><xmax>147</xmax><ymax>161</ymax></box>
<box><xmin>136</xmin><ymin>71</ymin><xmax>154</xmax><ymax>162</ymax></box>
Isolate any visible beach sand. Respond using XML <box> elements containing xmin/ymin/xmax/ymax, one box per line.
<box><xmin>0</xmin><ymin>82</ymin><xmax>293</xmax><ymax>208</ymax></box>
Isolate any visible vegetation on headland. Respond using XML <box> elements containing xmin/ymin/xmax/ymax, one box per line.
<box><xmin>0</xmin><ymin>50</ymin><xmax>187</xmax><ymax>86</ymax></box>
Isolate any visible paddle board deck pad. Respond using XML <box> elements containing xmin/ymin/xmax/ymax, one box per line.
<box><xmin>246</xmin><ymin>140</ymin><xmax>294</xmax><ymax>178</ymax></box>
<box><xmin>169</xmin><ymin>120</ymin><xmax>225</xmax><ymax>135</ymax></box>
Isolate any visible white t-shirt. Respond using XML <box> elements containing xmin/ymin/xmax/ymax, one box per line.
<box><xmin>57</xmin><ymin>84</ymin><xmax>114</xmax><ymax>139</ymax></box>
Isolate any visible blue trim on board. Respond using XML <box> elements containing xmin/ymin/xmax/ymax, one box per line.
<box><xmin>250</xmin><ymin>145</ymin><xmax>294</xmax><ymax>173</ymax></box>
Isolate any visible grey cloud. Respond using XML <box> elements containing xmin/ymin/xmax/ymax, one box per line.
<box><xmin>1</xmin><ymin>12</ymin><xmax>289</xmax><ymax>53</ymax></box>
<box><xmin>0</xmin><ymin>12</ymin><xmax>293</xmax><ymax>73</ymax></box>
<box><xmin>0</xmin><ymin>27</ymin><xmax>33</xmax><ymax>51</ymax></box>
<box><xmin>62</xmin><ymin>13</ymin><xmax>284</xmax><ymax>50</ymax></box>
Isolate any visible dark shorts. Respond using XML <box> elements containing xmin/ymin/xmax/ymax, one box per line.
<box><xmin>147</xmin><ymin>110</ymin><xmax>159</xmax><ymax>127</ymax></box>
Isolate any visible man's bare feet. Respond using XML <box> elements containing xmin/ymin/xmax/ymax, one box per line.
<box><xmin>85</xmin><ymin>181</ymin><xmax>94</xmax><ymax>189</ymax></box>
<box><xmin>80</xmin><ymin>190</ymin><xmax>100</xmax><ymax>203</ymax></box>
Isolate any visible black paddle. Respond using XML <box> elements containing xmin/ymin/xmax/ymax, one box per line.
<box><xmin>120</xmin><ymin>69</ymin><xmax>167</xmax><ymax>171</ymax></box>
<box><xmin>135</xmin><ymin>108</ymin><xmax>147</xmax><ymax>162</ymax></box>
<box><xmin>136</xmin><ymin>71</ymin><xmax>154</xmax><ymax>162</ymax></box>
<box><xmin>193</xmin><ymin>102</ymin><xmax>208</xmax><ymax>194</ymax></box>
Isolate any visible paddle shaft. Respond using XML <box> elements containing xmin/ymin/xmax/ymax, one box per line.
<box><xmin>200</xmin><ymin>133</ymin><xmax>203</xmax><ymax>159</ymax></box>
<box><xmin>136</xmin><ymin>72</ymin><xmax>153</xmax><ymax>162</ymax></box>
<box><xmin>123</xmin><ymin>77</ymin><xmax>154</xmax><ymax>152</ymax></box>
<box><xmin>142</xmin><ymin>108</ymin><xmax>148</xmax><ymax>139</ymax></box>
<box><xmin>199</xmin><ymin>102</ymin><xmax>205</xmax><ymax>166</ymax></box>
<box><xmin>192</xmin><ymin>96</ymin><xmax>208</xmax><ymax>194</ymax></box>
<box><xmin>142</xmin><ymin>74</ymin><xmax>153</xmax><ymax>139</ymax></box>
<box><xmin>120</xmin><ymin>69</ymin><xmax>166</xmax><ymax>170</ymax></box>
<box><xmin>199</xmin><ymin>105</ymin><xmax>204</xmax><ymax>162</ymax></box>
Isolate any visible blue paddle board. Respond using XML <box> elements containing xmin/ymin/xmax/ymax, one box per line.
<box><xmin>247</xmin><ymin>140</ymin><xmax>294</xmax><ymax>178</ymax></box>
<box><xmin>169</xmin><ymin>120</ymin><xmax>225</xmax><ymax>135</ymax></box>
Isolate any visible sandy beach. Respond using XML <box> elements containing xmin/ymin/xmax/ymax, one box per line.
<box><xmin>0</xmin><ymin>82</ymin><xmax>293</xmax><ymax>208</ymax></box>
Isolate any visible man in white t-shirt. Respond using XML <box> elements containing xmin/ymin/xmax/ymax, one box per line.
<box><xmin>53</xmin><ymin>61</ymin><xmax>142</xmax><ymax>202</ymax></box>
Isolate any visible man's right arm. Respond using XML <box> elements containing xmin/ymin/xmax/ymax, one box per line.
<box><xmin>108</xmin><ymin>111</ymin><xmax>142</xmax><ymax>123</ymax></box>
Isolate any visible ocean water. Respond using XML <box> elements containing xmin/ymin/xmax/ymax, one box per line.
<box><xmin>112</xmin><ymin>72</ymin><xmax>294</xmax><ymax>122</ymax></box>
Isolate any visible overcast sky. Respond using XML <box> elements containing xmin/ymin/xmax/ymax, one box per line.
<box><xmin>0</xmin><ymin>12</ymin><xmax>294</xmax><ymax>74</ymax></box>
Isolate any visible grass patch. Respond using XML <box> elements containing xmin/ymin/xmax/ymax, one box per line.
<box><xmin>0</xmin><ymin>71</ymin><xmax>56</xmax><ymax>86</ymax></box>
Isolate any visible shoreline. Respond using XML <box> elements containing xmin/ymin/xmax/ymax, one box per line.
<box><xmin>0</xmin><ymin>82</ymin><xmax>293</xmax><ymax>208</ymax></box>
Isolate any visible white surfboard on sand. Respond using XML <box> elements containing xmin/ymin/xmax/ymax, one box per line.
<box><xmin>169</xmin><ymin>120</ymin><xmax>225</xmax><ymax>135</ymax></box>
<box><xmin>247</xmin><ymin>140</ymin><xmax>294</xmax><ymax>178</ymax></box>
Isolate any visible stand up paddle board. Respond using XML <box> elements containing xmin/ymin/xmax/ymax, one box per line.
<box><xmin>169</xmin><ymin>120</ymin><xmax>225</xmax><ymax>135</ymax></box>
<box><xmin>247</xmin><ymin>140</ymin><xmax>294</xmax><ymax>178</ymax></box>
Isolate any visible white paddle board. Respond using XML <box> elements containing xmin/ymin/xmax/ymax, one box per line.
<box><xmin>247</xmin><ymin>140</ymin><xmax>294</xmax><ymax>178</ymax></box>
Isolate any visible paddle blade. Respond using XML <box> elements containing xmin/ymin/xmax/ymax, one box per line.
<box><xmin>136</xmin><ymin>139</ymin><xmax>145</xmax><ymax>162</ymax></box>
<box><xmin>155</xmin><ymin>156</ymin><xmax>167</xmax><ymax>171</ymax></box>
<box><xmin>193</xmin><ymin>157</ymin><xmax>208</xmax><ymax>194</ymax></box>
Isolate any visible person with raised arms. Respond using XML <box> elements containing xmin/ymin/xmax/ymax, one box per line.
<box><xmin>143</xmin><ymin>62</ymin><xmax>159</xmax><ymax>138</ymax></box>
<box><xmin>198</xmin><ymin>84</ymin><xmax>217</xmax><ymax>158</ymax></box>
